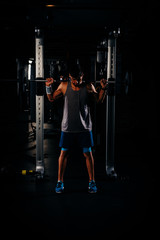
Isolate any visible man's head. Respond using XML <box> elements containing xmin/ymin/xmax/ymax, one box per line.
<box><xmin>69</xmin><ymin>63</ymin><xmax>84</xmax><ymax>86</ymax></box>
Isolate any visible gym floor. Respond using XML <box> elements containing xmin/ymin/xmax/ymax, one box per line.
<box><xmin>0</xmin><ymin>86</ymin><xmax>158</xmax><ymax>239</ymax></box>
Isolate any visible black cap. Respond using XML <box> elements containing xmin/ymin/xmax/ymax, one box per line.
<box><xmin>69</xmin><ymin>63</ymin><xmax>82</xmax><ymax>78</ymax></box>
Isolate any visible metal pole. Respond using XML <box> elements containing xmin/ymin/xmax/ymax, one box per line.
<box><xmin>35</xmin><ymin>28</ymin><xmax>44</xmax><ymax>178</ymax></box>
<box><xmin>106</xmin><ymin>34</ymin><xmax>117</xmax><ymax>178</ymax></box>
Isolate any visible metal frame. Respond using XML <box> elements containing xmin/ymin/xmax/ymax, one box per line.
<box><xmin>106</xmin><ymin>33</ymin><xmax>118</xmax><ymax>177</ymax></box>
<box><xmin>35</xmin><ymin>28</ymin><xmax>45</xmax><ymax>178</ymax></box>
<box><xmin>34</xmin><ymin>28</ymin><xmax>119</xmax><ymax>178</ymax></box>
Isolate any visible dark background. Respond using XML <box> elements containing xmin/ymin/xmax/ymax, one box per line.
<box><xmin>0</xmin><ymin>0</ymin><xmax>158</xmax><ymax>163</ymax></box>
<box><xmin>0</xmin><ymin>0</ymin><xmax>159</xmax><ymax>239</ymax></box>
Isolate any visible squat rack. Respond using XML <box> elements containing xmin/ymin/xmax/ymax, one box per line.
<box><xmin>34</xmin><ymin>27</ymin><xmax>119</xmax><ymax>179</ymax></box>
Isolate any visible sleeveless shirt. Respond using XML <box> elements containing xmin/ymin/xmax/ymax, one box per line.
<box><xmin>61</xmin><ymin>81</ymin><xmax>92</xmax><ymax>132</ymax></box>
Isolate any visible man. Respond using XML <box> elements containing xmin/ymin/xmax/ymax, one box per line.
<box><xmin>46</xmin><ymin>63</ymin><xmax>107</xmax><ymax>193</ymax></box>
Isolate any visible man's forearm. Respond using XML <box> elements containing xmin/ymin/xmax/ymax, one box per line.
<box><xmin>47</xmin><ymin>93</ymin><xmax>54</xmax><ymax>102</ymax></box>
<box><xmin>46</xmin><ymin>85</ymin><xmax>63</xmax><ymax>102</ymax></box>
<box><xmin>97</xmin><ymin>88</ymin><xmax>107</xmax><ymax>103</ymax></box>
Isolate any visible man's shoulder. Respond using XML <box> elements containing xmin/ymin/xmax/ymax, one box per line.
<box><xmin>59</xmin><ymin>81</ymin><xmax>68</xmax><ymax>88</ymax></box>
<box><xmin>85</xmin><ymin>82</ymin><xmax>92</xmax><ymax>88</ymax></box>
<box><xmin>59</xmin><ymin>81</ymin><xmax>68</xmax><ymax>94</ymax></box>
<box><xmin>86</xmin><ymin>82</ymin><xmax>97</xmax><ymax>93</ymax></box>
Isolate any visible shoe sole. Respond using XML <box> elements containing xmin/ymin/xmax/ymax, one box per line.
<box><xmin>88</xmin><ymin>189</ymin><xmax>97</xmax><ymax>193</ymax></box>
<box><xmin>55</xmin><ymin>188</ymin><xmax>64</xmax><ymax>194</ymax></box>
<box><xmin>88</xmin><ymin>191</ymin><xmax>97</xmax><ymax>193</ymax></box>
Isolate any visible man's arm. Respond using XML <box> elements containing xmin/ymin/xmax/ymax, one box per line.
<box><xmin>86</xmin><ymin>79</ymin><xmax>107</xmax><ymax>103</ymax></box>
<box><xmin>45</xmin><ymin>78</ymin><xmax>64</xmax><ymax>102</ymax></box>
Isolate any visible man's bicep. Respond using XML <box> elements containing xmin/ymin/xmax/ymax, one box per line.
<box><xmin>87</xmin><ymin>83</ymin><xmax>98</xmax><ymax>101</ymax></box>
<box><xmin>53</xmin><ymin>84</ymin><xmax>63</xmax><ymax>100</ymax></box>
<box><xmin>90</xmin><ymin>91</ymin><xmax>98</xmax><ymax>102</ymax></box>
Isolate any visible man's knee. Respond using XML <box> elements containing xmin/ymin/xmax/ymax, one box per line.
<box><xmin>83</xmin><ymin>147</ymin><xmax>91</xmax><ymax>154</ymax></box>
<box><xmin>60</xmin><ymin>148</ymin><xmax>69</xmax><ymax>158</ymax></box>
<box><xmin>83</xmin><ymin>150</ymin><xmax>92</xmax><ymax>158</ymax></box>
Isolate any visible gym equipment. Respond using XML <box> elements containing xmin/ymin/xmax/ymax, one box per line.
<box><xmin>96</xmin><ymin>30</ymin><xmax>120</xmax><ymax>178</ymax></box>
<box><xmin>34</xmin><ymin>29</ymin><xmax>68</xmax><ymax>178</ymax></box>
<box><xmin>35</xmin><ymin>28</ymin><xmax>45</xmax><ymax>179</ymax></box>
<box><xmin>105</xmin><ymin>31</ymin><xmax>119</xmax><ymax>178</ymax></box>
<box><xmin>27</xmin><ymin>28</ymin><xmax>120</xmax><ymax>179</ymax></box>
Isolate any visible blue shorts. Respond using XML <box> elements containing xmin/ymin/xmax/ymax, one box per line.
<box><xmin>61</xmin><ymin>147</ymin><xmax>92</xmax><ymax>153</ymax></box>
<box><xmin>59</xmin><ymin>131</ymin><xmax>94</xmax><ymax>152</ymax></box>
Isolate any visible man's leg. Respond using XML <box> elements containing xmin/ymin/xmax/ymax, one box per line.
<box><xmin>83</xmin><ymin>149</ymin><xmax>95</xmax><ymax>182</ymax></box>
<box><xmin>58</xmin><ymin>149</ymin><xmax>69</xmax><ymax>182</ymax></box>
<box><xmin>83</xmin><ymin>148</ymin><xmax>97</xmax><ymax>193</ymax></box>
<box><xmin>55</xmin><ymin>149</ymin><xmax>69</xmax><ymax>193</ymax></box>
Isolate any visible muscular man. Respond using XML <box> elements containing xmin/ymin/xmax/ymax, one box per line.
<box><xmin>46</xmin><ymin>63</ymin><xmax>107</xmax><ymax>193</ymax></box>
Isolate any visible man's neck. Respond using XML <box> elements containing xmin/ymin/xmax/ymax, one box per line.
<box><xmin>71</xmin><ymin>80</ymin><xmax>82</xmax><ymax>91</ymax></box>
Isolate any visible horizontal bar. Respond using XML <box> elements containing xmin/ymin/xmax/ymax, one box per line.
<box><xmin>95</xmin><ymin>80</ymin><xmax>116</xmax><ymax>83</ymax></box>
<box><xmin>28</xmin><ymin>79</ymin><xmax>115</xmax><ymax>83</ymax></box>
<box><xmin>28</xmin><ymin>79</ymin><xmax>58</xmax><ymax>82</ymax></box>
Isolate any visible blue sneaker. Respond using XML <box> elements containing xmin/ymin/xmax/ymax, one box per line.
<box><xmin>55</xmin><ymin>181</ymin><xmax>64</xmax><ymax>193</ymax></box>
<box><xmin>88</xmin><ymin>180</ymin><xmax>97</xmax><ymax>193</ymax></box>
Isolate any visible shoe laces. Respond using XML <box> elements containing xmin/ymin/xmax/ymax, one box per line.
<box><xmin>89</xmin><ymin>180</ymin><xmax>96</xmax><ymax>187</ymax></box>
<box><xmin>57</xmin><ymin>181</ymin><xmax>63</xmax><ymax>188</ymax></box>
